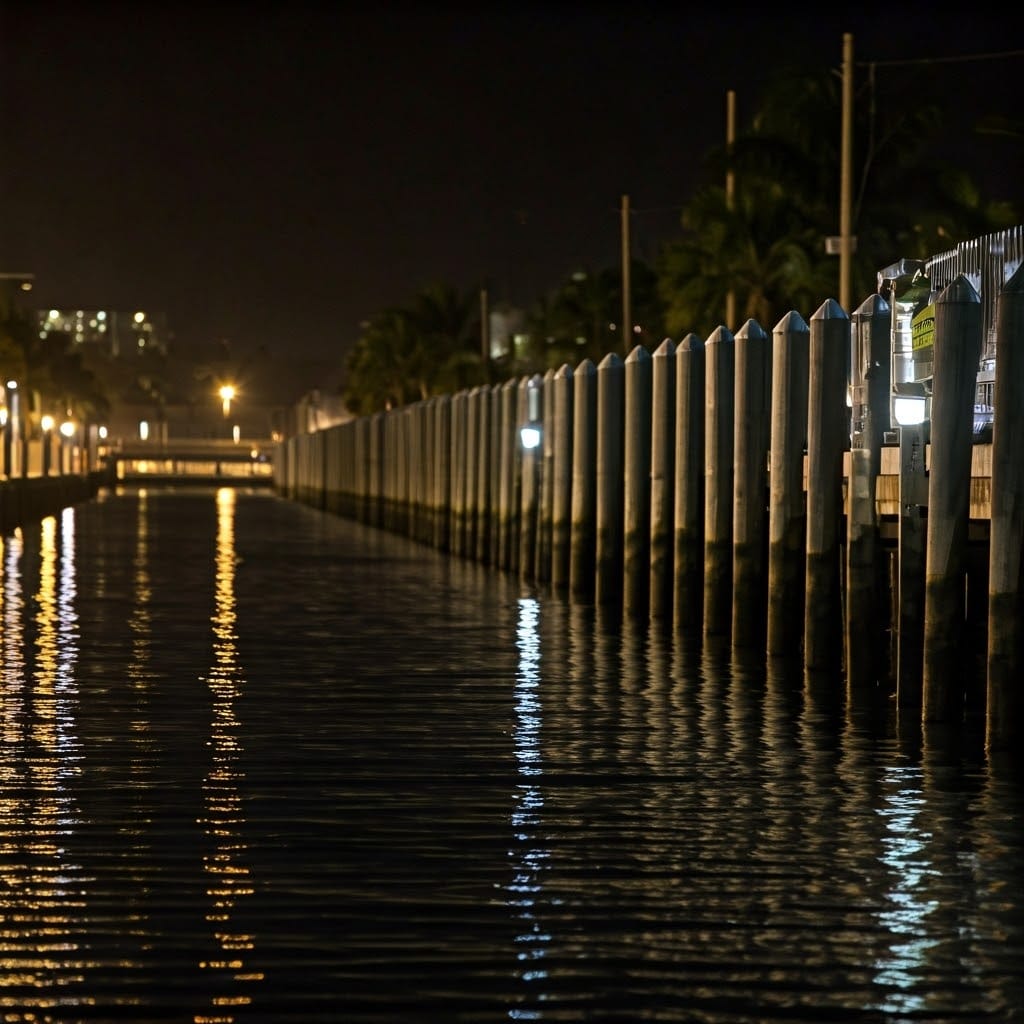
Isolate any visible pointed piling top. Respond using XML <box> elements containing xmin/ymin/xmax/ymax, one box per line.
<box><xmin>706</xmin><ymin>324</ymin><xmax>734</xmax><ymax>346</ymax></box>
<box><xmin>653</xmin><ymin>338</ymin><xmax>675</xmax><ymax>358</ymax></box>
<box><xmin>625</xmin><ymin>344</ymin><xmax>651</xmax><ymax>365</ymax></box>
<box><xmin>1006</xmin><ymin>261</ymin><xmax>1024</xmax><ymax>296</ymax></box>
<box><xmin>735</xmin><ymin>318</ymin><xmax>768</xmax><ymax>342</ymax></box>
<box><xmin>937</xmin><ymin>273</ymin><xmax>981</xmax><ymax>306</ymax></box>
<box><xmin>679</xmin><ymin>332</ymin><xmax>705</xmax><ymax>353</ymax></box>
<box><xmin>574</xmin><ymin>357</ymin><xmax>597</xmax><ymax>376</ymax></box>
<box><xmin>598</xmin><ymin>351</ymin><xmax>624</xmax><ymax>370</ymax></box>
<box><xmin>773</xmin><ymin>309</ymin><xmax>809</xmax><ymax>335</ymax></box>
<box><xmin>854</xmin><ymin>293</ymin><xmax>890</xmax><ymax>318</ymax></box>
<box><xmin>811</xmin><ymin>298</ymin><xmax>849</xmax><ymax>322</ymax></box>
<box><xmin>554</xmin><ymin>363</ymin><xmax>573</xmax><ymax>381</ymax></box>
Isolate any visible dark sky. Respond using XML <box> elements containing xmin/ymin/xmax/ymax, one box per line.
<box><xmin>1</xmin><ymin>1</ymin><xmax>1020</xmax><ymax>403</ymax></box>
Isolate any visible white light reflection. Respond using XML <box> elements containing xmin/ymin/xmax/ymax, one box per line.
<box><xmin>507</xmin><ymin>597</ymin><xmax>550</xmax><ymax>1018</ymax></box>
<box><xmin>871</xmin><ymin>765</ymin><xmax>939</xmax><ymax>1017</ymax></box>
<box><xmin>195</xmin><ymin>488</ymin><xmax>262</xmax><ymax>1023</ymax></box>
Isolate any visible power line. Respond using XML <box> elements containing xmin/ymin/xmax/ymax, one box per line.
<box><xmin>857</xmin><ymin>47</ymin><xmax>1024</xmax><ymax>68</ymax></box>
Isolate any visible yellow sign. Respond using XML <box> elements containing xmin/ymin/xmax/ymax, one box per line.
<box><xmin>912</xmin><ymin>304</ymin><xmax>935</xmax><ymax>351</ymax></box>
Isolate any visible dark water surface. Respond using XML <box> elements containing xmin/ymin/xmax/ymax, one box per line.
<box><xmin>1</xmin><ymin>487</ymin><xmax>1021</xmax><ymax>1024</ymax></box>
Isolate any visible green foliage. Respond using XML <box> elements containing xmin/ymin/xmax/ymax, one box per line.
<box><xmin>343</xmin><ymin>283</ymin><xmax>485</xmax><ymax>415</ymax></box>
<box><xmin>1</xmin><ymin>310</ymin><xmax>109</xmax><ymax>430</ymax></box>
<box><xmin>657</xmin><ymin>63</ymin><xmax>1019</xmax><ymax>340</ymax></box>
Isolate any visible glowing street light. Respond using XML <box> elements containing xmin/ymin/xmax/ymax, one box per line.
<box><xmin>41</xmin><ymin>414</ymin><xmax>54</xmax><ymax>476</ymax></box>
<box><xmin>219</xmin><ymin>384</ymin><xmax>236</xmax><ymax>417</ymax></box>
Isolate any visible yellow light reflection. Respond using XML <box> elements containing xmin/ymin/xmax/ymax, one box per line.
<box><xmin>195</xmin><ymin>489</ymin><xmax>262</xmax><ymax>1022</ymax></box>
<box><xmin>507</xmin><ymin>597</ymin><xmax>551</xmax><ymax>1006</ymax></box>
<box><xmin>0</xmin><ymin>512</ymin><xmax>94</xmax><ymax>1005</ymax></box>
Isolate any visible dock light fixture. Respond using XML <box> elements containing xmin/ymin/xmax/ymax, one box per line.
<box><xmin>520</xmin><ymin>377</ymin><xmax>542</xmax><ymax>450</ymax></box>
<box><xmin>893</xmin><ymin>396</ymin><xmax>927</xmax><ymax>426</ymax></box>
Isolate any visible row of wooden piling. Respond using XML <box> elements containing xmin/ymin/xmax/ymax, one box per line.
<box><xmin>277</xmin><ymin>268</ymin><xmax>1023</xmax><ymax>754</ymax></box>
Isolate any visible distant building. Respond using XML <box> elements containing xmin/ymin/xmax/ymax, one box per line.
<box><xmin>36</xmin><ymin>307</ymin><xmax>169</xmax><ymax>357</ymax></box>
<box><xmin>0</xmin><ymin>272</ymin><xmax>35</xmax><ymax>317</ymax></box>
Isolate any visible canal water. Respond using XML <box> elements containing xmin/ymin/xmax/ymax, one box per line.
<box><xmin>1</xmin><ymin>486</ymin><xmax>1021</xmax><ymax>1024</ymax></box>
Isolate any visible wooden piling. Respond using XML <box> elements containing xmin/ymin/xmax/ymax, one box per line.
<box><xmin>649</xmin><ymin>339</ymin><xmax>676</xmax><ymax>621</ymax></box>
<box><xmin>767</xmin><ymin>311</ymin><xmax>810</xmax><ymax>657</ymax></box>
<box><xmin>465</xmin><ymin>386</ymin><xmax>484</xmax><ymax>558</ymax></box>
<box><xmin>432</xmin><ymin>397</ymin><xmax>451</xmax><ymax>551</ymax></box>
<box><xmin>987</xmin><ymin>263</ymin><xmax>1024</xmax><ymax>756</ymax></box>
<box><xmin>488</xmin><ymin>384</ymin><xmax>503</xmax><ymax>567</ymax></box>
<box><xmin>674</xmin><ymin>334</ymin><xmax>705</xmax><ymax>631</ymax></box>
<box><xmin>731</xmin><ymin>318</ymin><xmax>771</xmax><ymax>648</ymax></box>
<box><xmin>804</xmin><ymin>299</ymin><xmax>850</xmax><ymax>673</ymax></box>
<box><xmin>623</xmin><ymin>345</ymin><xmax>652</xmax><ymax>619</ymax></box>
<box><xmin>703</xmin><ymin>326</ymin><xmax>735</xmax><ymax>637</ymax></box>
<box><xmin>596</xmin><ymin>353</ymin><xmax>625</xmax><ymax>606</ymax></box>
<box><xmin>570</xmin><ymin>359</ymin><xmax>598</xmax><ymax>599</ymax></box>
<box><xmin>451</xmin><ymin>390</ymin><xmax>468</xmax><ymax>557</ymax></box>
<box><xmin>519</xmin><ymin>375</ymin><xmax>543</xmax><ymax>583</ymax></box>
<box><xmin>551</xmin><ymin>363</ymin><xmax>575</xmax><ymax>591</ymax></box>
<box><xmin>536</xmin><ymin>368</ymin><xmax>556</xmax><ymax>583</ymax></box>
<box><xmin>475</xmin><ymin>386</ymin><xmax>493</xmax><ymax>563</ymax></box>
<box><xmin>923</xmin><ymin>276</ymin><xmax>983</xmax><ymax>723</ymax></box>
<box><xmin>497</xmin><ymin>378</ymin><xmax>518</xmax><ymax>571</ymax></box>
<box><xmin>845</xmin><ymin>294</ymin><xmax>892</xmax><ymax>689</ymax></box>
<box><xmin>896</xmin><ymin>421</ymin><xmax>928</xmax><ymax>708</ymax></box>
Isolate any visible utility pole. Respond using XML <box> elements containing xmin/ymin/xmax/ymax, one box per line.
<box><xmin>725</xmin><ymin>90</ymin><xmax>737</xmax><ymax>330</ymax></box>
<box><xmin>480</xmin><ymin>287</ymin><xmax>490</xmax><ymax>364</ymax></box>
<box><xmin>621</xmin><ymin>193</ymin><xmax>631</xmax><ymax>353</ymax></box>
<box><xmin>839</xmin><ymin>32</ymin><xmax>854</xmax><ymax>311</ymax></box>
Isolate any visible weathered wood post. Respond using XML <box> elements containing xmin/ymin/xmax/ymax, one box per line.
<box><xmin>732</xmin><ymin>318</ymin><xmax>771</xmax><ymax>648</ymax></box>
<box><xmin>536</xmin><ymin>368</ymin><xmax>556</xmax><ymax>583</ymax></box>
<box><xmin>624</xmin><ymin>345</ymin><xmax>652</xmax><ymax>619</ymax></box>
<box><xmin>923</xmin><ymin>276</ymin><xmax>983</xmax><ymax>722</ymax></box>
<box><xmin>519</xmin><ymin>374</ymin><xmax>543</xmax><ymax>583</ymax></box>
<box><xmin>703</xmin><ymin>325</ymin><xmax>735</xmax><ymax>637</ymax></box>
<box><xmin>570</xmin><ymin>359</ymin><xmax>598</xmax><ymax>599</ymax></box>
<box><xmin>804</xmin><ymin>299</ymin><xmax>850</xmax><ymax>673</ymax></box>
<box><xmin>432</xmin><ymin>396</ymin><xmax>451</xmax><ymax>551</ymax></box>
<box><xmin>987</xmin><ymin>263</ymin><xmax>1024</xmax><ymax>757</ymax></box>
<box><xmin>596</xmin><ymin>353</ymin><xmax>625</xmax><ymax>606</ymax></box>
<box><xmin>846</xmin><ymin>293</ymin><xmax>892</xmax><ymax>688</ymax></box>
<box><xmin>487</xmin><ymin>384</ymin><xmax>503</xmax><ymax>567</ymax></box>
<box><xmin>551</xmin><ymin>363</ymin><xmax>574</xmax><ymax>591</ymax></box>
<box><xmin>369</xmin><ymin>411</ymin><xmax>385</xmax><ymax>528</ymax></box>
<box><xmin>422</xmin><ymin>399</ymin><xmax>436</xmax><ymax>543</ymax></box>
<box><xmin>475</xmin><ymin>385</ymin><xmax>493</xmax><ymax>564</ymax></box>
<box><xmin>897</xmin><ymin>420</ymin><xmax>928</xmax><ymax>707</ymax></box>
<box><xmin>465</xmin><ymin>386</ymin><xmax>483</xmax><ymax>558</ymax></box>
<box><xmin>497</xmin><ymin>377</ymin><xmax>518</xmax><ymax>571</ymax></box>
<box><xmin>767</xmin><ymin>311</ymin><xmax>810</xmax><ymax>657</ymax></box>
<box><xmin>649</xmin><ymin>339</ymin><xmax>676</xmax><ymax>621</ymax></box>
<box><xmin>451</xmin><ymin>390</ymin><xmax>468</xmax><ymax>556</ymax></box>
<box><xmin>674</xmin><ymin>334</ymin><xmax>705</xmax><ymax>630</ymax></box>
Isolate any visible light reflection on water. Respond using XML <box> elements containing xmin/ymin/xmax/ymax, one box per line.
<box><xmin>0</xmin><ymin>488</ymin><xmax>1020</xmax><ymax>1023</ymax></box>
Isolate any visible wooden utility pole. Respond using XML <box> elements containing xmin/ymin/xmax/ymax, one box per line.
<box><xmin>839</xmin><ymin>32</ymin><xmax>854</xmax><ymax>311</ymax></box>
<box><xmin>621</xmin><ymin>194</ymin><xmax>631</xmax><ymax>353</ymax></box>
<box><xmin>725</xmin><ymin>90</ymin><xmax>737</xmax><ymax>330</ymax></box>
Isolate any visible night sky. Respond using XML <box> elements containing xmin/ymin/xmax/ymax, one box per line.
<box><xmin>2</xmin><ymin>2</ymin><xmax>1020</xmax><ymax>403</ymax></box>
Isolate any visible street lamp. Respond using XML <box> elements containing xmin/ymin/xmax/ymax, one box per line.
<box><xmin>219</xmin><ymin>384</ymin><xmax>236</xmax><ymax>417</ymax></box>
<box><xmin>3</xmin><ymin>380</ymin><xmax>17</xmax><ymax>478</ymax></box>
<box><xmin>60</xmin><ymin>419</ymin><xmax>76</xmax><ymax>475</ymax></box>
<box><xmin>41</xmin><ymin>414</ymin><xmax>54</xmax><ymax>476</ymax></box>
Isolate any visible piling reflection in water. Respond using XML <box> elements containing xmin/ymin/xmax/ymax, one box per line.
<box><xmin>0</xmin><ymin>490</ymin><xmax>1020</xmax><ymax>1022</ymax></box>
